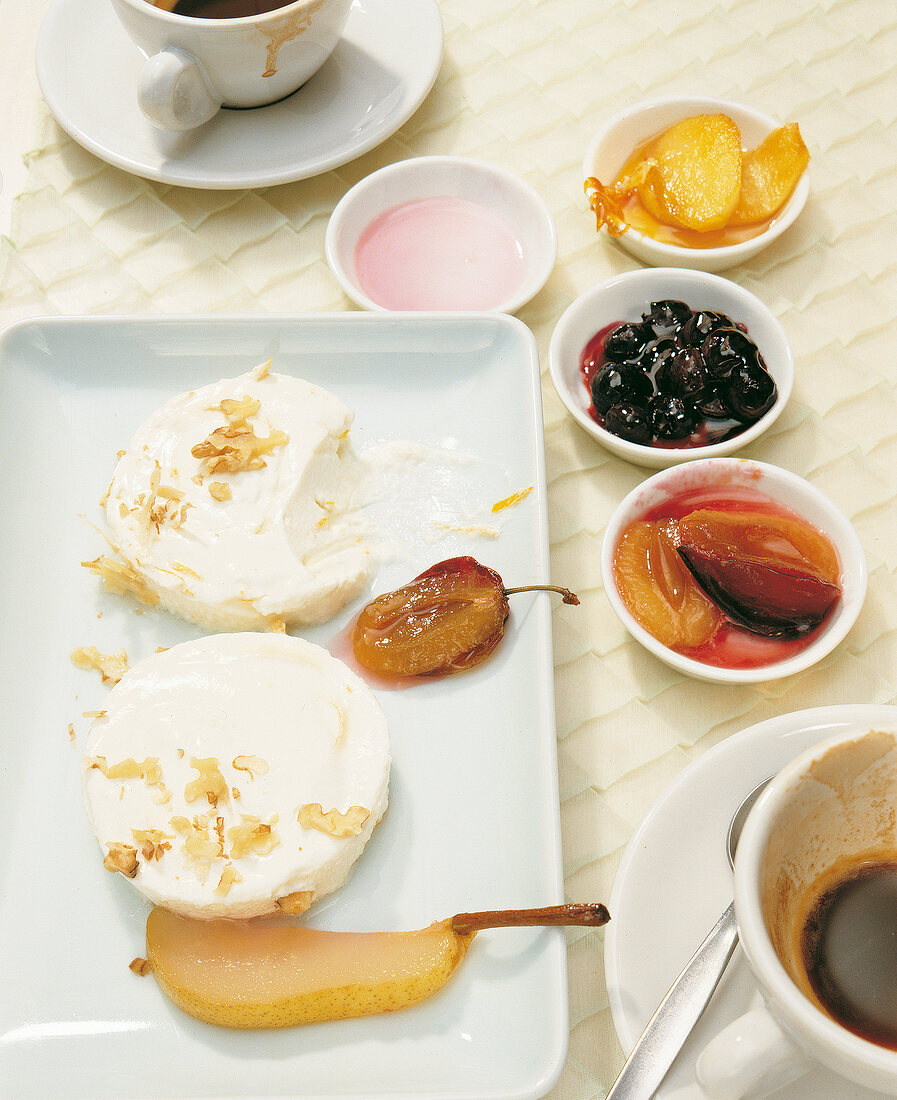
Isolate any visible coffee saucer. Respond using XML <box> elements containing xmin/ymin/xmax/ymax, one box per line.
<box><xmin>606</xmin><ymin>703</ymin><xmax>897</xmax><ymax>1099</ymax></box>
<box><xmin>36</xmin><ymin>0</ymin><xmax>443</xmax><ymax>189</ymax></box>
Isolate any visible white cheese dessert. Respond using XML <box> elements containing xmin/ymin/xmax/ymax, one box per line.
<box><xmin>92</xmin><ymin>361</ymin><xmax>371</xmax><ymax>631</ymax></box>
<box><xmin>82</xmin><ymin>633</ymin><xmax>390</xmax><ymax>920</ymax></box>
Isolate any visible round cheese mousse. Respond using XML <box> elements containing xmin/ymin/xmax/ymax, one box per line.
<box><xmin>82</xmin><ymin>633</ymin><xmax>390</xmax><ymax>920</ymax></box>
<box><xmin>101</xmin><ymin>362</ymin><xmax>371</xmax><ymax>631</ymax></box>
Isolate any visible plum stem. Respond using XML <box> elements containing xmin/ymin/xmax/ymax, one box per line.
<box><xmin>451</xmin><ymin>903</ymin><xmax>609</xmax><ymax>935</ymax></box>
<box><xmin>502</xmin><ymin>584</ymin><xmax>580</xmax><ymax>606</ymax></box>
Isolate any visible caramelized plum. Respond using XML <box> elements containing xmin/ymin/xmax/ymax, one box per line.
<box><xmin>676</xmin><ymin>510</ymin><xmax>841</xmax><ymax>583</ymax></box>
<box><xmin>676</xmin><ymin>509</ymin><xmax>842</xmax><ymax>638</ymax></box>
<box><xmin>613</xmin><ymin>521</ymin><xmax>721</xmax><ymax>649</ymax></box>
<box><xmin>352</xmin><ymin>557</ymin><xmax>579</xmax><ymax>680</ymax></box>
<box><xmin>678</xmin><ymin>549</ymin><xmax>840</xmax><ymax>637</ymax></box>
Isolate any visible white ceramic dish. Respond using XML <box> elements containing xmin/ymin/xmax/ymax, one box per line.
<box><xmin>548</xmin><ymin>268</ymin><xmax>793</xmax><ymax>468</ymax></box>
<box><xmin>582</xmin><ymin>96</ymin><xmax>809</xmax><ymax>272</ymax></box>
<box><xmin>600</xmin><ymin>457</ymin><xmax>867</xmax><ymax>683</ymax></box>
<box><xmin>36</xmin><ymin>0</ymin><xmax>443</xmax><ymax>188</ymax></box>
<box><xmin>325</xmin><ymin>156</ymin><xmax>557</xmax><ymax>313</ymax></box>
<box><xmin>606</xmin><ymin>704</ymin><xmax>897</xmax><ymax>1100</ymax></box>
<box><xmin>0</xmin><ymin>314</ymin><xmax>568</xmax><ymax>1100</ymax></box>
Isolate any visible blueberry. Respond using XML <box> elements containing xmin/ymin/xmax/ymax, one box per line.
<box><xmin>590</xmin><ymin>364</ymin><xmax>653</xmax><ymax>416</ymax></box>
<box><xmin>677</xmin><ymin>310</ymin><xmax>728</xmax><ymax>345</ymax></box>
<box><xmin>603</xmin><ymin>402</ymin><xmax>652</xmax><ymax>445</ymax></box>
<box><xmin>724</xmin><ymin>361</ymin><xmax>778</xmax><ymax>421</ymax></box>
<box><xmin>649</xmin><ymin>394</ymin><xmax>697</xmax><ymax>440</ymax></box>
<box><xmin>696</xmin><ymin>387</ymin><xmax>731</xmax><ymax>421</ymax></box>
<box><xmin>603</xmin><ymin>322</ymin><xmax>651</xmax><ymax>363</ymax></box>
<box><xmin>701</xmin><ymin>328</ymin><xmax>759</xmax><ymax>380</ymax></box>
<box><xmin>643</xmin><ymin>299</ymin><xmax>692</xmax><ymax>336</ymax></box>
<box><xmin>655</xmin><ymin>347</ymin><xmax>708</xmax><ymax>400</ymax></box>
<box><xmin>639</xmin><ymin>336</ymin><xmax>679</xmax><ymax>374</ymax></box>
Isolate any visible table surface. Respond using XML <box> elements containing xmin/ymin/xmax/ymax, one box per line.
<box><xmin>2</xmin><ymin>1</ymin><xmax>897</xmax><ymax>1098</ymax></box>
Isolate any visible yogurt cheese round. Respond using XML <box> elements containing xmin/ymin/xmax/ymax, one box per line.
<box><xmin>101</xmin><ymin>362</ymin><xmax>372</xmax><ymax>631</ymax></box>
<box><xmin>82</xmin><ymin>633</ymin><xmax>390</xmax><ymax>919</ymax></box>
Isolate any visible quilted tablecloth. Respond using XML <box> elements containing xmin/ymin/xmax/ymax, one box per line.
<box><xmin>2</xmin><ymin>1</ymin><xmax>897</xmax><ymax>1096</ymax></box>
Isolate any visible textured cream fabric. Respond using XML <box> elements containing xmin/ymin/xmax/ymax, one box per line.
<box><xmin>2</xmin><ymin>1</ymin><xmax>897</xmax><ymax>1095</ymax></box>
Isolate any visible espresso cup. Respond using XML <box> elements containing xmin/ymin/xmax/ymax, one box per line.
<box><xmin>696</xmin><ymin>726</ymin><xmax>897</xmax><ymax>1098</ymax></box>
<box><xmin>110</xmin><ymin>0</ymin><xmax>352</xmax><ymax>131</ymax></box>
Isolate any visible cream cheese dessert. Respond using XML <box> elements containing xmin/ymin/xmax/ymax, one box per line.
<box><xmin>82</xmin><ymin>633</ymin><xmax>390</xmax><ymax>920</ymax></box>
<box><xmin>91</xmin><ymin>361</ymin><xmax>371</xmax><ymax>631</ymax></box>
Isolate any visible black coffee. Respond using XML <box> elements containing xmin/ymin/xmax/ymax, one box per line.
<box><xmin>801</xmin><ymin>860</ymin><xmax>897</xmax><ymax>1049</ymax></box>
<box><xmin>170</xmin><ymin>0</ymin><xmax>292</xmax><ymax>17</ymax></box>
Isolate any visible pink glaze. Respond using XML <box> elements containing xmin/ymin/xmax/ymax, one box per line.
<box><xmin>353</xmin><ymin>196</ymin><xmax>528</xmax><ymax>311</ymax></box>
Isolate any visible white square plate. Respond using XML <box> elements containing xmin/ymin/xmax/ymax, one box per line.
<box><xmin>0</xmin><ymin>314</ymin><xmax>567</xmax><ymax>1099</ymax></box>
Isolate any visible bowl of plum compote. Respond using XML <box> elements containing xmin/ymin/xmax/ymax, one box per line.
<box><xmin>548</xmin><ymin>267</ymin><xmax>793</xmax><ymax>469</ymax></box>
<box><xmin>600</xmin><ymin>457</ymin><xmax>867</xmax><ymax>683</ymax></box>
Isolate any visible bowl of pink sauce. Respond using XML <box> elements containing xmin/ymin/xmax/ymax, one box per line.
<box><xmin>325</xmin><ymin>156</ymin><xmax>557</xmax><ymax>313</ymax></box>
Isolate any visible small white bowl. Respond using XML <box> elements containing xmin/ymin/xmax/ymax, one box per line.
<box><xmin>582</xmin><ymin>96</ymin><xmax>809</xmax><ymax>272</ymax></box>
<box><xmin>600</xmin><ymin>458</ymin><xmax>867</xmax><ymax>683</ymax></box>
<box><xmin>548</xmin><ymin>267</ymin><xmax>793</xmax><ymax>469</ymax></box>
<box><xmin>325</xmin><ymin>155</ymin><xmax>557</xmax><ymax>313</ymax></box>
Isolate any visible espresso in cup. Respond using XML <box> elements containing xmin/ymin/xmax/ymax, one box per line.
<box><xmin>801</xmin><ymin>858</ymin><xmax>897</xmax><ymax>1049</ymax></box>
<box><xmin>155</xmin><ymin>0</ymin><xmax>295</xmax><ymax>16</ymax></box>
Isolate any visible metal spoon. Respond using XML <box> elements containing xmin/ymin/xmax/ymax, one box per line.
<box><xmin>605</xmin><ymin>776</ymin><xmax>773</xmax><ymax>1099</ymax></box>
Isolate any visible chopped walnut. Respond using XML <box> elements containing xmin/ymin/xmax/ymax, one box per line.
<box><xmin>181</xmin><ymin>819</ymin><xmax>221</xmax><ymax>880</ymax></box>
<box><xmin>208</xmin><ymin>481</ymin><xmax>232</xmax><ymax>502</ymax></box>
<box><xmin>227</xmin><ymin>814</ymin><xmax>280</xmax><ymax>859</ymax></box>
<box><xmin>67</xmin><ymin>723</ymin><xmax>76</xmax><ymax>742</ymax></box>
<box><xmin>253</xmin><ymin>359</ymin><xmax>271</xmax><ymax>381</ymax></box>
<box><xmin>88</xmin><ymin>755</ymin><xmax>160</xmax><ymax>782</ymax></box>
<box><xmin>82</xmin><ymin>554</ymin><xmax>160</xmax><ymax>607</ymax></box>
<box><xmin>132</xmin><ymin>828</ymin><xmax>173</xmax><ymax>861</ymax></box>
<box><xmin>214</xmin><ymin>863</ymin><xmax>243</xmax><ymax>897</ymax></box>
<box><xmin>214</xmin><ymin>395</ymin><xmax>260</xmax><ymax>423</ymax></box>
<box><xmin>275</xmin><ymin>890</ymin><xmax>314</xmax><ymax>915</ymax></box>
<box><xmin>232</xmin><ymin>755</ymin><xmax>269</xmax><ymax>780</ymax></box>
<box><xmin>184</xmin><ymin>757</ymin><xmax>228</xmax><ymax>808</ymax></box>
<box><xmin>71</xmin><ymin>645</ymin><xmax>130</xmax><ymax>685</ymax></box>
<box><xmin>103</xmin><ymin>842</ymin><xmax>138</xmax><ymax>878</ymax></box>
<box><xmin>298</xmin><ymin>803</ymin><xmax>370</xmax><ymax>838</ymax></box>
<box><xmin>129</xmin><ymin>957</ymin><xmax>151</xmax><ymax>976</ymax></box>
<box><xmin>82</xmin><ymin>710</ymin><xmax>107</xmax><ymax>719</ymax></box>
<box><xmin>191</xmin><ymin>422</ymin><xmax>289</xmax><ymax>478</ymax></box>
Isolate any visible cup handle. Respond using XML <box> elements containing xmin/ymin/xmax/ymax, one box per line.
<box><xmin>137</xmin><ymin>47</ymin><xmax>221</xmax><ymax>131</ymax></box>
<box><xmin>695</xmin><ymin>1005</ymin><xmax>814</xmax><ymax>1099</ymax></box>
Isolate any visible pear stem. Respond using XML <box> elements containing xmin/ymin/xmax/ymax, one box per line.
<box><xmin>502</xmin><ymin>584</ymin><xmax>580</xmax><ymax>606</ymax></box>
<box><xmin>450</xmin><ymin>902</ymin><xmax>609</xmax><ymax>935</ymax></box>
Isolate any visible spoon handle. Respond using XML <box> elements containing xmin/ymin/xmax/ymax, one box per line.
<box><xmin>606</xmin><ymin>902</ymin><xmax>738</xmax><ymax>1099</ymax></box>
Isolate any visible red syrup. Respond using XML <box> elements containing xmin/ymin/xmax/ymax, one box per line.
<box><xmin>616</xmin><ymin>483</ymin><xmax>842</xmax><ymax>670</ymax></box>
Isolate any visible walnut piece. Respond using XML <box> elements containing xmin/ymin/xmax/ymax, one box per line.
<box><xmin>227</xmin><ymin>814</ymin><xmax>280</xmax><ymax>858</ymax></box>
<box><xmin>71</xmin><ymin>645</ymin><xmax>130</xmax><ymax>685</ymax></box>
<box><xmin>184</xmin><ymin>757</ymin><xmax>228</xmax><ymax>809</ymax></box>
<box><xmin>191</xmin><ymin>423</ymin><xmax>288</xmax><ymax>478</ymax></box>
<box><xmin>214</xmin><ymin>863</ymin><xmax>243</xmax><ymax>897</ymax></box>
<box><xmin>103</xmin><ymin>842</ymin><xmax>138</xmax><ymax>878</ymax></box>
<box><xmin>132</xmin><ymin>828</ymin><xmax>173</xmax><ymax>861</ymax></box>
<box><xmin>208</xmin><ymin>481</ymin><xmax>232</xmax><ymax>502</ymax></box>
<box><xmin>82</xmin><ymin>554</ymin><xmax>160</xmax><ymax>607</ymax></box>
<box><xmin>129</xmin><ymin>957</ymin><xmax>152</xmax><ymax>976</ymax></box>
<box><xmin>275</xmin><ymin>890</ymin><xmax>314</xmax><ymax>915</ymax></box>
<box><xmin>298</xmin><ymin>803</ymin><xmax>370</xmax><ymax>838</ymax></box>
<box><xmin>232</xmin><ymin>755</ymin><xmax>269</xmax><ymax>780</ymax></box>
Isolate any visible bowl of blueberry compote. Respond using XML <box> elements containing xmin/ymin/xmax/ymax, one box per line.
<box><xmin>601</xmin><ymin>457</ymin><xmax>867</xmax><ymax>683</ymax></box>
<box><xmin>548</xmin><ymin>268</ymin><xmax>793</xmax><ymax>468</ymax></box>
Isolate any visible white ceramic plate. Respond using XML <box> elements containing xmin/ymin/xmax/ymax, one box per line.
<box><xmin>36</xmin><ymin>0</ymin><xmax>443</xmax><ymax>188</ymax></box>
<box><xmin>606</xmin><ymin>704</ymin><xmax>897</xmax><ymax>1099</ymax></box>
<box><xmin>0</xmin><ymin>314</ymin><xmax>567</xmax><ymax>1100</ymax></box>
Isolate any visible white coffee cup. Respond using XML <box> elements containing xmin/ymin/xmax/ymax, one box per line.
<box><xmin>696</xmin><ymin>725</ymin><xmax>897</xmax><ymax>1098</ymax></box>
<box><xmin>110</xmin><ymin>0</ymin><xmax>352</xmax><ymax>131</ymax></box>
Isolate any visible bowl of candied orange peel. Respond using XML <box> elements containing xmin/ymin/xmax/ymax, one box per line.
<box><xmin>583</xmin><ymin>97</ymin><xmax>810</xmax><ymax>271</ymax></box>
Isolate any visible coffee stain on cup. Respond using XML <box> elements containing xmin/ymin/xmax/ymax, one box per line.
<box><xmin>260</xmin><ymin>0</ymin><xmax>327</xmax><ymax>77</ymax></box>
